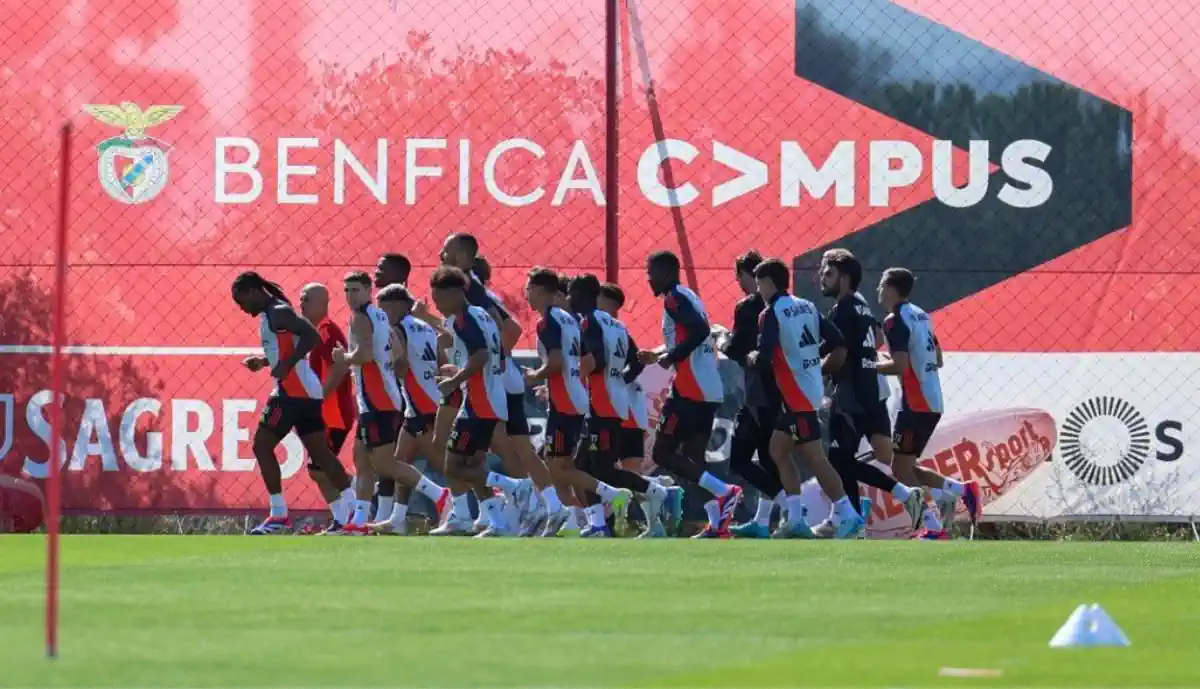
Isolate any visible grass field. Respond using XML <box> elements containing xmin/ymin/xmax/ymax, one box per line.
<box><xmin>1</xmin><ymin>537</ymin><xmax>1198</xmax><ymax>688</ymax></box>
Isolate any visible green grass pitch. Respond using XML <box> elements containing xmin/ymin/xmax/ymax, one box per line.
<box><xmin>1</xmin><ymin>536</ymin><xmax>1198</xmax><ymax>687</ymax></box>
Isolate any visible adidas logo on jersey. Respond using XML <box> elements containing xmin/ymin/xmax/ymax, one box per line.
<box><xmin>421</xmin><ymin>342</ymin><xmax>438</xmax><ymax>362</ymax></box>
<box><xmin>798</xmin><ymin>325</ymin><xmax>817</xmax><ymax>347</ymax></box>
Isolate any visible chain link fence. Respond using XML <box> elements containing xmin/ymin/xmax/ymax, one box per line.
<box><xmin>1</xmin><ymin>0</ymin><xmax>1198</xmax><ymax>533</ymax></box>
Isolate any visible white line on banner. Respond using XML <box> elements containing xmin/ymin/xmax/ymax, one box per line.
<box><xmin>0</xmin><ymin>344</ymin><xmax>540</xmax><ymax>357</ymax></box>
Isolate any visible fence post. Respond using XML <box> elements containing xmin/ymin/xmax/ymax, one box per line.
<box><xmin>604</xmin><ymin>0</ymin><xmax>619</xmax><ymax>284</ymax></box>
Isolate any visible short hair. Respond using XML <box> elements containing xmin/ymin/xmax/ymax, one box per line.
<box><xmin>569</xmin><ymin>273</ymin><xmax>601</xmax><ymax>300</ymax></box>
<box><xmin>527</xmin><ymin>266</ymin><xmax>560</xmax><ymax>292</ymax></box>
<box><xmin>377</xmin><ymin>284</ymin><xmax>414</xmax><ymax>304</ymax></box>
<box><xmin>647</xmin><ymin>250</ymin><xmax>681</xmax><ymax>275</ymax></box>
<box><xmin>599</xmin><ymin>282</ymin><xmax>625</xmax><ymax>307</ymax></box>
<box><xmin>753</xmin><ymin>258</ymin><xmax>790</xmax><ymax>292</ymax></box>
<box><xmin>430</xmin><ymin>266</ymin><xmax>469</xmax><ymax>290</ymax></box>
<box><xmin>556</xmin><ymin>273</ymin><xmax>571</xmax><ymax>295</ymax></box>
<box><xmin>344</xmin><ymin>271</ymin><xmax>372</xmax><ymax>289</ymax></box>
<box><xmin>881</xmin><ymin>267</ymin><xmax>915</xmax><ymax>298</ymax></box>
<box><xmin>379</xmin><ymin>253</ymin><xmax>411</xmax><ymax>282</ymax></box>
<box><xmin>735</xmin><ymin>249</ymin><xmax>763</xmax><ymax>276</ymax></box>
<box><xmin>473</xmin><ymin>255</ymin><xmax>492</xmax><ymax>285</ymax></box>
<box><xmin>821</xmin><ymin>248</ymin><xmax>863</xmax><ymax>290</ymax></box>
<box><xmin>448</xmin><ymin>232</ymin><xmax>479</xmax><ymax>259</ymax></box>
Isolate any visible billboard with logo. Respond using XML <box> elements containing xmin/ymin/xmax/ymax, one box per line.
<box><xmin>0</xmin><ymin>0</ymin><xmax>1196</xmax><ymax>523</ymax></box>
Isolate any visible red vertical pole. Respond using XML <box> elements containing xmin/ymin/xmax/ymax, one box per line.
<box><xmin>604</xmin><ymin>0</ymin><xmax>619</xmax><ymax>284</ymax></box>
<box><xmin>47</xmin><ymin>122</ymin><xmax>71</xmax><ymax>659</ymax></box>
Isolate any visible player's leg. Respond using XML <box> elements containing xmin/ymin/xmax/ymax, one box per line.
<box><xmin>655</xmin><ymin>400</ymin><xmax>740</xmax><ymax>539</ymax></box>
<box><xmin>582</xmin><ymin>419</ymin><xmax>669</xmax><ymax>537</ymax></box>
<box><xmin>485</xmin><ymin>426</ymin><xmax>531</xmax><ymax>535</ymax></box>
<box><xmin>304</xmin><ymin>427</ymin><xmax>351</xmax><ymax>532</ymax></box>
<box><xmin>290</xmin><ymin>402</ymin><xmax>355</xmax><ymax>533</ymax></box>
<box><xmin>370</xmin><ymin>416</ymin><xmax>452</xmax><ymax>534</ymax></box>
<box><xmin>248</xmin><ymin>397</ymin><xmax>294</xmax><ymax>534</ymax></box>
<box><xmin>892</xmin><ymin>411</ymin><xmax>981</xmax><ymax>535</ymax></box>
<box><xmin>770</xmin><ymin>411</ymin><xmax>862</xmax><ymax>539</ymax></box>
<box><xmin>500</xmin><ymin>395</ymin><xmax>556</xmax><ymax>536</ymax></box>
<box><xmin>728</xmin><ymin>408</ymin><xmax>784</xmax><ymax>538</ymax></box>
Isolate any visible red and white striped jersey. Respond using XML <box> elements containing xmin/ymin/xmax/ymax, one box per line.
<box><xmin>399</xmin><ymin>314</ymin><xmax>441</xmax><ymax>418</ymax></box>
<box><xmin>446</xmin><ymin>305</ymin><xmax>509</xmax><ymax>421</ymax></box>
<box><xmin>536</xmin><ymin>306</ymin><xmax>589</xmax><ymax>416</ymax></box>
<box><xmin>883</xmin><ymin>301</ymin><xmax>944</xmax><ymax>413</ymax></box>
<box><xmin>260</xmin><ymin>301</ymin><xmax>323</xmax><ymax>400</ymax></box>
<box><xmin>350</xmin><ymin>304</ymin><xmax>405</xmax><ymax>414</ymax></box>
<box><xmin>580</xmin><ymin>308</ymin><xmax>631</xmax><ymax>420</ymax></box>
<box><xmin>661</xmin><ymin>284</ymin><xmax>723</xmax><ymax>403</ymax></box>
<box><xmin>758</xmin><ymin>293</ymin><xmax>844</xmax><ymax>413</ymax></box>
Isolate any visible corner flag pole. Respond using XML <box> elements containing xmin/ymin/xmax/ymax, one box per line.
<box><xmin>47</xmin><ymin>121</ymin><xmax>72</xmax><ymax>659</ymax></box>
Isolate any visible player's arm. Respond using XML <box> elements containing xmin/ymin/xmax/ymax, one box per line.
<box><xmin>661</xmin><ymin>293</ymin><xmax>711</xmax><ymax>367</ymax></box>
<box><xmin>313</xmin><ymin>324</ymin><xmax>346</xmax><ymax>397</ymax></box>
<box><xmin>721</xmin><ymin>297</ymin><xmax>760</xmax><ymax>366</ymax></box>
<box><xmin>439</xmin><ymin>317</ymin><xmax>488</xmax><ymax>393</ymax></box>
<box><xmin>268</xmin><ymin>305</ymin><xmax>319</xmax><ymax>379</ymax></box>
<box><xmin>748</xmin><ymin>309</ymin><xmax>778</xmax><ymax>371</ymax></box>
<box><xmin>390</xmin><ymin>327</ymin><xmax>410</xmax><ymax>379</ymax></box>
<box><xmin>623</xmin><ymin>334</ymin><xmax>646</xmax><ymax>383</ymax></box>
<box><xmin>579</xmin><ymin>317</ymin><xmax>606</xmax><ymax>377</ymax></box>
<box><xmin>819</xmin><ymin>314</ymin><xmax>847</xmax><ymax>374</ymax></box>
<box><xmin>338</xmin><ymin>312</ymin><xmax>375</xmax><ymax>366</ymax></box>
<box><xmin>877</xmin><ymin>315</ymin><xmax>910</xmax><ymax>376</ymax></box>
<box><xmin>525</xmin><ymin>316</ymin><xmax>564</xmax><ymax>384</ymax></box>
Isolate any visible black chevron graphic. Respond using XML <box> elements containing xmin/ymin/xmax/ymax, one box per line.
<box><xmin>789</xmin><ymin>0</ymin><xmax>1133</xmax><ymax>311</ymax></box>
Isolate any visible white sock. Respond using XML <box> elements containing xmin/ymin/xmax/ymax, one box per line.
<box><xmin>569</xmin><ymin>507</ymin><xmax>585</xmax><ymax>530</ymax></box>
<box><xmin>389</xmin><ymin>502</ymin><xmax>409</xmax><ymax>526</ymax></box>
<box><xmin>416</xmin><ymin>476</ymin><xmax>444</xmax><ymax>502</ymax></box>
<box><xmin>637</xmin><ymin>499</ymin><xmax>653</xmax><ymax>522</ymax></box>
<box><xmin>268</xmin><ymin>493</ymin><xmax>287</xmax><ymax>518</ymax></box>
<box><xmin>486</xmin><ymin>471</ymin><xmax>522</xmax><ymax>494</ymax></box>
<box><xmin>891</xmin><ymin>483</ymin><xmax>911</xmax><ymax>501</ymax></box>
<box><xmin>376</xmin><ymin>496</ymin><xmax>394</xmax><ymax>523</ymax></box>
<box><xmin>929</xmin><ymin>487</ymin><xmax>945</xmax><ymax>501</ymax></box>
<box><xmin>703</xmin><ymin>500</ymin><xmax>720</xmax><ymax>527</ymax></box>
<box><xmin>587</xmin><ymin>504</ymin><xmax>606</xmax><ymax>529</ymax></box>
<box><xmin>922</xmin><ymin>505</ymin><xmax>943</xmax><ymax>531</ymax></box>
<box><xmin>352</xmin><ymin>499</ymin><xmax>370</xmax><ymax>526</ymax></box>
<box><xmin>595</xmin><ymin>482</ymin><xmax>622</xmax><ymax>503</ymax></box>
<box><xmin>943</xmin><ymin>479</ymin><xmax>965</xmax><ymax>497</ymax></box>
<box><xmin>785</xmin><ymin>494</ymin><xmax>806</xmax><ymax>524</ymax></box>
<box><xmin>698</xmin><ymin>471</ymin><xmax>729</xmax><ymax>497</ymax></box>
<box><xmin>645</xmin><ymin>481</ymin><xmax>668</xmax><ymax>501</ymax></box>
<box><xmin>330</xmin><ymin>499</ymin><xmax>348</xmax><ymax>524</ymax></box>
<box><xmin>754</xmin><ymin>496</ymin><xmax>774</xmax><ymax>526</ymax></box>
<box><xmin>452</xmin><ymin>493</ymin><xmax>470</xmax><ymax>520</ymax></box>
<box><xmin>542</xmin><ymin>486</ymin><xmax>563</xmax><ymax>513</ymax></box>
<box><xmin>831</xmin><ymin>496</ymin><xmax>856</xmax><ymax>526</ymax></box>
<box><xmin>481</xmin><ymin>496</ymin><xmax>506</xmax><ymax>530</ymax></box>
<box><xmin>503</xmin><ymin>499</ymin><xmax>521</xmax><ymax>530</ymax></box>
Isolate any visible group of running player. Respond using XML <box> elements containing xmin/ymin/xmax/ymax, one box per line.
<box><xmin>230</xmin><ymin>233</ymin><xmax>983</xmax><ymax>539</ymax></box>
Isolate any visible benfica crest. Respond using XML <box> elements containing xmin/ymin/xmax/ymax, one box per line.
<box><xmin>82</xmin><ymin>102</ymin><xmax>183</xmax><ymax>204</ymax></box>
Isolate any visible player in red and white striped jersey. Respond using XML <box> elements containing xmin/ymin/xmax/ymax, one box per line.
<box><xmin>876</xmin><ymin>267</ymin><xmax>982</xmax><ymax>537</ymax></box>
<box><xmin>362</xmin><ymin>284</ymin><xmax>452</xmax><ymax>535</ymax></box>
<box><xmin>232</xmin><ymin>271</ymin><xmax>354</xmax><ymax>535</ymax></box>
<box><xmin>640</xmin><ymin>251</ymin><xmax>744</xmax><ymax>538</ymax></box>
<box><xmin>750</xmin><ymin>258</ymin><xmax>864</xmax><ymax>539</ymax></box>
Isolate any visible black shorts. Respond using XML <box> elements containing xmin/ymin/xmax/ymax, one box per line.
<box><xmin>543</xmin><ymin>411</ymin><xmax>585</xmax><ymax>457</ymax></box>
<box><xmin>447</xmin><ymin>415</ymin><xmax>498</xmax><ymax>456</ymax></box>
<box><xmin>583</xmin><ymin>416</ymin><xmax>623</xmax><ymax>456</ymax></box>
<box><xmin>403</xmin><ymin>413</ymin><xmax>436</xmax><ymax>437</ymax></box>
<box><xmin>307</xmin><ymin>426</ymin><xmax>351</xmax><ymax>470</ymax></box>
<box><xmin>357</xmin><ymin>411</ymin><xmax>402</xmax><ymax>448</ymax></box>
<box><xmin>893</xmin><ymin>410</ymin><xmax>942</xmax><ymax>457</ymax></box>
<box><xmin>618</xmin><ymin>427</ymin><xmax>646</xmax><ymax>459</ymax></box>
<box><xmin>260</xmin><ymin>396</ymin><xmax>324</xmax><ymax>438</ymax></box>
<box><xmin>828</xmin><ymin>402</ymin><xmax>891</xmax><ymax>457</ymax></box>
<box><xmin>654</xmin><ymin>396</ymin><xmax>717</xmax><ymax>455</ymax></box>
<box><xmin>505</xmin><ymin>393</ymin><xmax>531</xmax><ymax>436</ymax></box>
<box><xmin>775</xmin><ymin>409</ymin><xmax>822</xmax><ymax>444</ymax></box>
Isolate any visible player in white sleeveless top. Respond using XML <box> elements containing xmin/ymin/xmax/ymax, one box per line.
<box><xmin>232</xmin><ymin>271</ymin><xmax>354</xmax><ymax>536</ymax></box>
<box><xmin>360</xmin><ymin>285</ymin><xmax>453</xmax><ymax>535</ymax></box>
<box><xmin>333</xmin><ymin>272</ymin><xmax>423</xmax><ymax>534</ymax></box>
<box><xmin>641</xmin><ymin>250</ymin><xmax>743</xmax><ymax>539</ymax></box>
<box><xmin>876</xmin><ymin>267</ymin><xmax>982</xmax><ymax>536</ymax></box>
<box><xmin>750</xmin><ymin>258</ymin><xmax>865</xmax><ymax>539</ymax></box>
